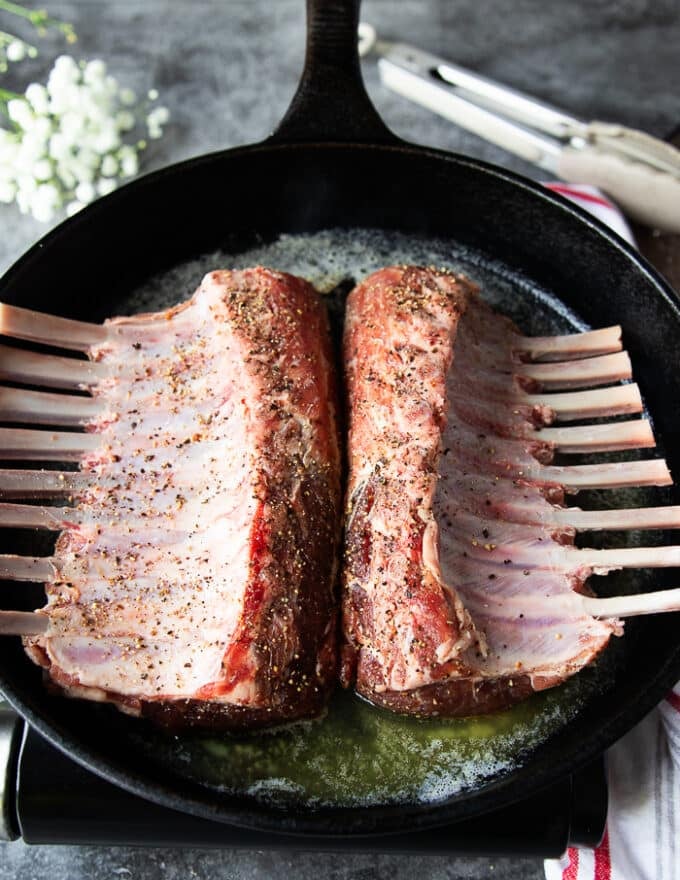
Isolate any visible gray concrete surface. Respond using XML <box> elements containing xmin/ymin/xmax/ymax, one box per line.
<box><xmin>1</xmin><ymin>844</ymin><xmax>547</xmax><ymax>880</ymax></box>
<box><xmin>0</xmin><ymin>1</ymin><xmax>679</xmax><ymax>877</ymax></box>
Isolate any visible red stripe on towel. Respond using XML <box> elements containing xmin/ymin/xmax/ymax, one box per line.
<box><xmin>594</xmin><ymin>827</ymin><xmax>611</xmax><ymax>880</ymax></box>
<box><xmin>546</xmin><ymin>183</ymin><xmax>614</xmax><ymax>210</ymax></box>
<box><xmin>562</xmin><ymin>847</ymin><xmax>580</xmax><ymax>880</ymax></box>
<box><xmin>665</xmin><ymin>689</ymin><xmax>680</xmax><ymax>713</ymax></box>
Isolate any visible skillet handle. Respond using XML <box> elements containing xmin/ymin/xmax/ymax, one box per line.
<box><xmin>268</xmin><ymin>0</ymin><xmax>399</xmax><ymax>145</ymax></box>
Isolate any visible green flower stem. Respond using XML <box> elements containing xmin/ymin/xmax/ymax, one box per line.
<box><xmin>0</xmin><ymin>85</ymin><xmax>22</xmax><ymax>101</ymax></box>
<box><xmin>0</xmin><ymin>0</ymin><xmax>76</xmax><ymax>41</ymax></box>
<box><xmin>0</xmin><ymin>0</ymin><xmax>42</xmax><ymax>24</ymax></box>
<box><xmin>0</xmin><ymin>29</ymin><xmax>38</xmax><ymax>54</ymax></box>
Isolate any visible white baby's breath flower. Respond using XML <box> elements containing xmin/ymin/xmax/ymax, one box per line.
<box><xmin>22</xmin><ymin>126</ymin><xmax>48</xmax><ymax>151</ymax></box>
<box><xmin>83</xmin><ymin>59</ymin><xmax>106</xmax><ymax>85</ymax></box>
<box><xmin>146</xmin><ymin>106</ymin><xmax>170</xmax><ymax>140</ymax></box>
<box><xmin>25</xmin><ymin>83</ymin><xmax>50</xmax><ymax>115</ymax></box>
<box><xmin>64</xmin><ymin>155</ymin><xmax>94</xmax><ymax>184</ymax></box>
<box><xmin>74</xmin><ymin>180</ymin><xmax>95</xmax><ymax>204</ymax></box>
<box><xmin>118</xmin><ymin>145</ymin><xmax>139</xmax><ymax>178</ymax></box>
<box><xmin>100</xmin><ymin>154</ymin><xmax>118</xmax><ymax>177</ymax></box>
<box><xmin>120</xmin><ymin>154</ymin><xmax>138</xmax><ymax>178</ymax></box>
<box><xmin>65</xmin><ymin>199</ymin><xmax>84</xmax><ymax>216</ymax></box>
<box><xmin>0</xmin><ymin>135</ymin><xmax>20</xmax><ymax>170</ymax></box>
<box><xmin>30</xmin><ymin>183</ymin><xmax>60</xmax><ymax>222</ymax></box>
<box><xmin>31</xmin><ymin>115</ymin><xmax>53</xmax><ymax>142</ymax></box>
<box><xmin>15</xmin><ymin>173</ymin><xmax>38</xmax><ymax>214</ymax></box>
<box><xmin>55</xmin><ymin>161</ymin><xmax>76</xmax><ymax>190</ymax></box>
<box><xmin>17</xmin><ymin>136</ymin><xmax>46</xmax><ymax>169</ymax></box>
<box><xmin>48</xmin><ymin>132</ymin><xmax>70</xmax><ymax>161</ymax></box>
<box><xmin>47</xmin><ymin>85</ymin><xmax>77</xmax><ymax>115</ymax></box>
<box><xmin>90</xmin><ymin>122</ymin><xmax>121</xmax><ymax>155</ymax></box>
<box><xmin>32</xmin><ymin>158</ymin><xmax>53</xmax><ymax>182</ymax></box>
<box><xmin>14</xmin><ymin>187</ymin><xmax>30</xmax><ymax>214</ymax></box>
<box><xmin>7</xmin><ymin>98</ymin><xmax>33</xmax><ymax>128</ymax></box>
<box><xmin>53</xmin><ymin>55</ymin><xmax>79</xmax><ymax>80</ymax></box>
<box><xmin>59</xmin><ymin>110</ymin><xmax>85</xmax><ymax>141</ymax></box>
<box><xmin>16</xmin><ymin>173</ymin><xmax>38</xmax><ymax>194</ymax></box>
<box><xmin>6</xmin><ymin>40</ymin><xmax>27</xmax><ymax>63</ymax></box>
<box><xmin>1</xmin><ymin>53</ymin><xmax>169</xmax><ymax>222</ymax></box>
<box><xmin>115</xmin><ymin>110</ymin><xmax>135</xmax><ymax>132</ymax></box>
<box><xmin>96</xmin><ymin>177</ymin><xmax>117</xmax><ymax>196</ymax></box>
<box><xmin>0</xmin><ymin>159</ymin><xmax>16</xmax><ymax>182</ymax></box>
<box><xmin>0</xmin><ymin>181</ymin><xmax>17</xmax><ymax>203</ymax></box>
<box><xmin>147</xmin><ymin>106</ymin><xmax>170</xmax><ymax>126</ymax></box>
<box><xmin>17</xmin><ymin>130</ymin><xmax>48</xmax><ymax>162</ymax></box>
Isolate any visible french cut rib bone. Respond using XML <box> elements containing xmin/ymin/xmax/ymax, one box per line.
<box><xmin>0</xmin><ymin>387</ymin><xmax>100</xmax><ymax>426</ymax></box>
<box><xmin>521</xmin><ymin>385</ymin><xmax>642</xmax><ymax>421</ymax></box>
<box><xmin>341</xmin><ymin>266</ymin><xmax>680</xmax><ymax>718</ymax></box>
<box><xmin>580</xmin><ymin>589</ymin><xmax>680</xmax><ymax>619</ymax></box>
<box><xmin>0</xmin><ymin>611</ymin><xmax>48</xmax><ymax>636</ymax></box>
<box><xmin>0</xmin><ymin>269</ymin><xmax>342</xmax><ymax>730</ymax></box>
<box><xmin>0</xmin><ymin>302</ymin><xmax>110</xmax><ymax>350</ymax></box>
<box><xmin>537</xmin><ymin>420</ymin><xmax>654</xmax><ymax>452</ymax></box>
<box><xmin>538</xmin><ymin>460</ymin><xmax>672</xmax><ymax>490</ymax></box>
<box><xmin>517</xmin><ymin>351</ymin><xmax>632</xmax><ymax>390</ymax></box>
<box><xmin>0</xmin><ymin>503</ymin><xmax>83</xmax><ymax>529</ymax></box>
<box><xmin>0</xmin><ymin>344</ymin><xmax>107</xmax><ymax>389</ymax></box>
<box><xmin>556</xmin><ymin>505</ymin><xmax>680</xmax><ymax>531</ymax></box>
<box><xmin>514</xmin><ymin>325</ymin><xmax>623</xmax><ymax>361</ymax></box>
<box><xmin>443</xmin><ymin>471</ymin><xmax>680</xmax><ymax>530</ymax></box>
<box><xmin>0</xmin><ymin>469</ymin><xmax>87</xmax><ymax>498</ymax></box>
<box><xmin>0</xmin><ymin>428</ymin><xmax>100</xmax><ymax>459</ymax></box>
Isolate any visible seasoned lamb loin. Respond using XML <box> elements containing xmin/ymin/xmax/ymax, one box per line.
<box><xmin>19</xmin><ymin>268</ymin><xmax>342</xmax><ymax>730</ymax></box>
<box><xmin>341</xmin><ymin>266</ymin><xmax>676</xmax><ymax>717</ymax></box>
<box><xmin>341</xmin><ymin>266</ymin><xmax>485</xmax><ymax>697</ymax></box>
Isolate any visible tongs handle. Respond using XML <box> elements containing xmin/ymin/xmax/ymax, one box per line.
<box><xmin>558</xmin><ymin>125</ymin><xmax>680</xmax><ymax>232</ymax></box>
<box><xmin>377</xmin><ymin>44</ymin><xmax>564</xmax><ymax>171</ymax></box>
<box><xmin>374</xmin><ymin>40</ymin><xmax>680</xmax><ymax>232</ymax></box>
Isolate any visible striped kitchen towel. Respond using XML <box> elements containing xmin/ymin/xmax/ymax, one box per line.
<box><xmin>544</xmin><ymin>183</ymin><xmax>679</xmax><ymax>880</ymax></box>
<box><xmin>545</xmin><ymin>683</ymin><xmax>680</xmax><ymax>880</ymax></box>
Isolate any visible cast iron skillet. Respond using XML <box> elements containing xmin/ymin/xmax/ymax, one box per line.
<box><xmin>1</xmin><ymin>0</ymin><xmax>680</xmax><ymax>836</ymax></box>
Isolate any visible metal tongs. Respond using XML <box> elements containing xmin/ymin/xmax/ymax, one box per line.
<box><xmin>359</xmin><ymin>24</ymin><xmax>680</xmax><ymax>233</ymax></box>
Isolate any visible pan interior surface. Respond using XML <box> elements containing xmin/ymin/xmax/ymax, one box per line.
<box><xmin>76</xmin><ymin>225</ymin><xmax>662</xmax><ymax>809</ymax></box>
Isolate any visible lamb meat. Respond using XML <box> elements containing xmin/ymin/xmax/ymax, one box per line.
<box><xmin>341</xmin><ymin>266</ymin><xmax>679</xmax><ymax>717</ymax></box>
<box><xmin>0</xmin><ymin>268</ymin><xmax>342</xmax><ymax>730</ymax></box>
<box><xmin>341</xmin><ymin>266</ymin><xmax>484</xmax><ymax>695</ymax></box>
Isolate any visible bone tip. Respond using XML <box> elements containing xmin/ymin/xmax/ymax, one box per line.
<box><xmin>0</xmin><ymin>302</ymin><xmax>10</xmax><ymax>335</ymax></box>
<box><xmin>656</xmin><ymin>459</ymin><xmax>673</xmax><ymax>486</ymax></box>
<box><xmin>638</xmin><ymin>419</ymin><xmax>656</xmax><ymax>447</ymax></box>
<box><xmin>629</xmin><ymin>383</ymin><xmax>643</xmax><ymax>408</ymax></box>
